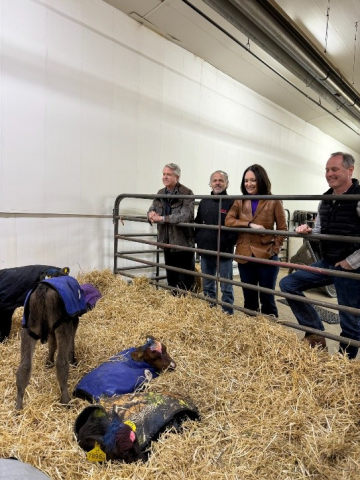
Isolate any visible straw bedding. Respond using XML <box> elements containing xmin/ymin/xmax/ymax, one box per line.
<box><xmin>1</xmin><ymin>270</ymin><xmax>360</xmax><ymax>479</ymax></box>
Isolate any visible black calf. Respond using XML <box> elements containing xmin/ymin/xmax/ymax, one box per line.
<box><xmin>0</xmin><ymin>265</ymin><xmax>68</xmax><ymax>341</ymax></box>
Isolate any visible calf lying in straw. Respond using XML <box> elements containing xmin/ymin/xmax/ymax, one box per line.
<box><xmin>16</xmin><ymin>276</ymin><xmax>88</xmax><ymax>410</ymax></box>
<box><xmin>74</xmin><ymin>336</ymin><xmax>176</xmax><ymax>402</ymax></box>
<box><xmin>74</xmin><ymin>392</ymin><xmax>200</xmax><ymax>464</ymax></box>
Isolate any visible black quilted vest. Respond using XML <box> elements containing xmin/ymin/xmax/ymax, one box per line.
<box><xmin>319</xmin><ymin>180</ymin><xmax>360</xmax><ymax>265</ymax></box>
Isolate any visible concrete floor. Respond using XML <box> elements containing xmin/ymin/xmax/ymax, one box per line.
<box><xmin>231</xmin><ymin>266</ymin><xmax>355</xmax><ymax>358</ymax></box>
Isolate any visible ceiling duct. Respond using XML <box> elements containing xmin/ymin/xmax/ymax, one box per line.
<box><xmin>201</xmin><ymin>0</ymin><xmax>360</xmax><ymax>129</ymax></box>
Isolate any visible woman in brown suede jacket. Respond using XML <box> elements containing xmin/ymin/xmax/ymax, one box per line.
<box><xmin>225</xmin><ymin>164</ymin><xmax>287</xmax><ymax>317</ymax></box>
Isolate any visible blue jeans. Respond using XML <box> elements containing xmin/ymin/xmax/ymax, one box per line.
<box><xmin>201</xmin><ymin>255</ymin><xmax>234</xmax><ymax>314</ymax></box>
<box><xmin>238</xmin><ymin>255</ymin><xmax>280</xmax><ymax>317</ymax></box>
<box><xmin>279</xmin><ymin>259</ymin><xmax>360</xmax><ymax>359</ymax></box>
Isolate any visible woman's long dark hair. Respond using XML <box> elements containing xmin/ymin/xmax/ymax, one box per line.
<box><xmin>241</xmin><ymin>164</ymin><xmax>272</xmax><ymax>195</ymax></box>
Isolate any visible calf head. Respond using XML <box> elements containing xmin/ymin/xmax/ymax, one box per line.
<box><xmin>40</xmin><ymin>267</ymin><xmax>70</xmax><ymax>281</ymax></box>
<box><xmin>102</xmin><ymin>416</ymin><xmax>144</xmax><ymax>463</ymax></box>
<box><xmin>131</xmin><ymin>335</ymin><xmax>176</xmax><ymax>371</ymax></box>
<box><xmin>75</xmin><ymin>405</ymin><xmax>144</xmax><ymax>464</ymax></box>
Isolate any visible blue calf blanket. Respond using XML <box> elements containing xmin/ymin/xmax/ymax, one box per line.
<box><xmin>23</xmin><ymin>276</ymin><xmax>87</xmax><ymax>327</ymax></box>
<box><xmin>74</xmin><ymin>348</ymin><xmax>159</xmax><ymax>403</ymax></box>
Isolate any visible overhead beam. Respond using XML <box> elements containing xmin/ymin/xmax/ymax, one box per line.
<box><xmin>201</xmin><ymin>0</ymin><xmax>360</xmax><ymax>128</ymax></box>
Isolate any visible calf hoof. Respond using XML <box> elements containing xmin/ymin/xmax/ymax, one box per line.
<box><xmin>60</xmin><ymin>393</ymin><xmax>71</xmax><ymax>405</ymax></box>
<box><xmin>70</xmin><ymin>357</ymin><xmax>78</xmax><ymax>367</ymax></box>
<box><xmin>45</xmin><ymin>360</ymin><xmax>55</xmax><ymax>369</ymax></box>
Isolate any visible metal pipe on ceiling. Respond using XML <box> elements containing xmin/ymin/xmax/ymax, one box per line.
<box><xmin>230</xmin><ymin>0</ymin><xmax>360</xmax><ymax>114</ymax></box>
<box><xmin>201</xmin><ymin>0</ymin><xmax>360</xmax><ymax>127</ymax></box>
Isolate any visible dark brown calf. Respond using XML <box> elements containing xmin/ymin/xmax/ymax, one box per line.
<box><xmin>16</xmin><ymin>282</ymin><xmax>80</xmax><ymax>410</ymax></box>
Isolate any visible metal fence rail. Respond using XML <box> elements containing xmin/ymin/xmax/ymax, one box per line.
<box><xmin>113</xmin><ymin>193</ymin><xmax>360</xmax><ymax>349</ymax></box>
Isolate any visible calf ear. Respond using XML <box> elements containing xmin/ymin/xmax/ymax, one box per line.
<box><xmin>61</xmin><ymin>267</ymin><xmax>70</xmax><ymax>275</ymax></box>
<box><xmin>130</xmin><ymin>350</ymin><xmax>144</xmax><ymax>362</ymax></box>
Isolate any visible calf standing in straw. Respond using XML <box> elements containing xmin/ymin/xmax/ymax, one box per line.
<box><xmin>16</xmin><ymin>276</ymin><xmax>87</xmax><ymax>409</ymax></box>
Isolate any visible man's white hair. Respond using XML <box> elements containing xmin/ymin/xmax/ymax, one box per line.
<box><xmin>164</xmin><ymin>163</ymin><xmax>181</xmax><ymax>178</ymax></box>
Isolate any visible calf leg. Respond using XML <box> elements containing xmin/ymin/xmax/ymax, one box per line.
<box><xmin>54</xmin><ymin>325</ymin><xmax>73</xmax><ymax>405</ymax></box>
<box><xmin>16</xmin><ymin>329</ymin><xmax>37</xmax><ymax>410</ymax></box>
<box><xmin>69</xmin><ymin>318</ymin><xmax>79</xmax><ymax>365</ymax></box>
<box><xmin>46</xmin><ymin>332</ymin><xmax>57</xmax><ymax>368</ymax></box>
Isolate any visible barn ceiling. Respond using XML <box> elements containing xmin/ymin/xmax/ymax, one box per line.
<box><xmin>104</xmin><ymin>0</ymin><xmax>360</xmax><ymax>154</ymax></box>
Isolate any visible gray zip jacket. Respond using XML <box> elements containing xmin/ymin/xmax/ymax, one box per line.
<box><xmin>148</xmin><ymin>183</ymin><xmax>195</xmax><ymax>251</ymax></box>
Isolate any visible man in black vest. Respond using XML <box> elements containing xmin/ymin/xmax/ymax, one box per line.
<box><xmin>280</xmin><ymin>152</ymin><xmax>360</xmax><ymax>359</ymax></box>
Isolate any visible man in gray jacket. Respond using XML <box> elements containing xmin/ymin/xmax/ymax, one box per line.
<box><xmin>148</xmin><ymin>163</ymin><xmax>195</xmax><ymax>292</ymax></box>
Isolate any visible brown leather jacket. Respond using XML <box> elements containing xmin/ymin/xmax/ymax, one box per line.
<box><xmin>225</xmin><ymin>199</ymin><xmax>287</xmax><ymax>263</ymax></box>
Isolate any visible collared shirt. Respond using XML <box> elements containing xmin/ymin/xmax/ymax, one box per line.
<box><xmin>313</xmin><ymin>201</ymin><xmax>360</xmax><ymax>269</ymax></box>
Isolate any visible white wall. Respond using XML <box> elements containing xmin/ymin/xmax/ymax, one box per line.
<box><xmin>0</xmin><ymin>0</ymin><xmax>358</xmax><ymax>273</ymax></box>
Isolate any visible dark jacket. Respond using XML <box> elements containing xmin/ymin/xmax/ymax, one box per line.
<box><xmin>148</xmin><ymin>182</ymin><xmax>195</xmax><ymax>251</ymax></box>
<box><xmin>0</xmin><ymin>265</ymin><xmax>57</xmax><ymax>312</ymax></box>
<box><xmin>195</xmin><ymin>190</ymin><xmax>237</xmax><ymax>254</ymax></box>
<box><xmin>319</xmin><ymin>179</ymin><xmax>360</xmax><ymax>265</ymax></box>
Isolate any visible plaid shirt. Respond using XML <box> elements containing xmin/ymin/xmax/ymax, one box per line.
<box><xmin>312</xmin><ymin>201</ymin><xmax>360</xmax><ymax>269</ymax></box>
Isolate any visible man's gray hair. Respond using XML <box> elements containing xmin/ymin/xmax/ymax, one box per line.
<box><xmin>164</xmin><ymin>163</ymin><xmax>181</xmax><ymax>178</ymax></box>
<box><xmin>209</xmin><ymin>170</ymin><xmax>229</xmax><ymax>187</ymax></box>
<box><xmin>330</xmin><ymin>152</ymin><xmax>355</xmax><ymax>169</ymax></box>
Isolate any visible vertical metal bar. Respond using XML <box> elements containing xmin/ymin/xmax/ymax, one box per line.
<box><xmin>113</xmin><ymin>207</ymin><xmax>119</xmax><ymax>274</ymax></box>
<box><xmin>155</xmin><ymin>245</ymin><xmax>160</xmax><ymax>289</ymax></box>
<box><xmin>215</xmin><ymin>197</ymin><xmax>223</xmax><ymax>304</ymax></box>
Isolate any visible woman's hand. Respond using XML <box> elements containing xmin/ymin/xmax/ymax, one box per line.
<box><xmin>249</xmin><ymin>223</ymin><xmax>265</xmax><ymax>230</ymax></box>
